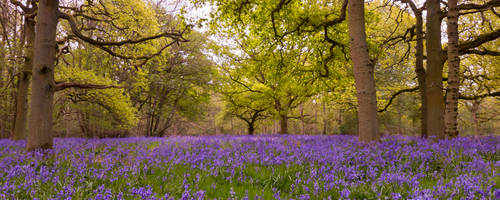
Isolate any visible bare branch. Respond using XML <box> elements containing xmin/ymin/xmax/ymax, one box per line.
<box><xmin>270</xmin><ymin>0</ymin><xmax>293</xmax><ymax>38</ymax></box>
<box><xmin>442</xmin><ymin>28</ymin><xmax>500</xmax><ymax>60</ymax></box>
<box><xmin>378</xmin><ymin>87</ymin><xmax>419</xmax><ymax>112</ymax></box>
<box><xmin>459</xmin><ymin>28</ymin><xmax>500</xmax><ymax>53</ymax></box>
<box><xmin>55</xmin><ymin>82</ymin><xmax>124</xmax><ymax>91</ymax></box>
<box><xmin>460</xmin><ymin>91</ymin><xmax>500</xmax><ymax>100</ymax></box>
<box><xmin>320</xmin><ymin>0</ymin><xmax>348</xmax><ymax>27</ymax></box>
<box><xmin>458</xmin><ymin>0</ymin><xmax>500</xmax><ymax>10</ymax></box>
<box><xmin>58</xmin><ymin>11</ymin><xmax>188</xmax><ymax>47</ymax></box>
<box><xmin>462</xmin><ymin>49</ymin><xmax>500</xmax><ymax>56</ymax></box>
<box><xmin>57</xmin><ymin>11</ymin><xmax>190</xmax><ymax>66</ymax></box>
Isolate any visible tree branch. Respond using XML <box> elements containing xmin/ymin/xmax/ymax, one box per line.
<box><xmin>458</xmin><ymin>0</ymin><xmax>500</xmax><ymax>10</ymax></box>
<box><xmin>440</xmin><ymin>0</ymin><xmax>500</xmax><ymax>18</ymax></box>
<box><xmin>441</xmin><ymin>28</ymin><xmax>500</xmax><ymax>60</ymax></box>
<box><xmin>58</xmin><ymin>11</ymin><xmax>189</xmax><ymax>65</ymax></box>
<box><xmin>270</xmin><ymin>0</ymin><xmax>293</xmax><ymax>38</ymax></box>
<box><xmin>221</xmin><ymin>67</ymin><xmax>263</xmax><ymax>93</ymax></box>
<box><xmin>55</xmin><ymin>82</ymin><xmax>124</xmax><ymax>91</ymax></box>
<box><xmin>460</xmin><ymin>91</ymin><xmax>500</xmax><ymax>100</ymax></box>
<box><xmin>459</xmin><ymin>28</ymin><xmax>500</xmax><ymax>53</ymax></box>
<box><xmin>378</xmin><ymin>87</ymin><xmax>419</xmax><ymax>112</ymax></box>
<box><xmin>320</xmin><ymin>0</ymin><xmax>348</xmax><ymax>27</ymax></box>
<box><xmin>58</xmin><ymin>11</ymin><xmax>188</xmax><ymax>46</ymax></box>
<box><xmin>462</xmin><ymin>49</ymin><xmax>500</xmax><ymax>56</ymax></box>
<box><xmin>376</xmin><ymin>85</ymin><xmax>498</xmax><ymax>111</ymax></box>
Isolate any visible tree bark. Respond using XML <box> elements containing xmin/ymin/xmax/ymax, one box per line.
<box><xmin>13</xmin><ymin>12</ymin><xmax>35</xmax><ymax>141</ymax></box>
<box><xmin>279</xmin><ymin>114</ymin><xmax>288</xmax><ymax>134</ymax></box>
<box><xmin>348</xmin><ymin>0</ymin><xmax>379</xmax><ymax>142</ymax></box>
<box><xmin>27</xmin><ymin>0</ymin><xmax>59</xmax><ymax>151</ymax></box>
<box><xmin>0</xmin><ymin>31</ymin><xmax>5</xmax><ymax>138</ymax></box>
<box><xmin>412</xmin><ymin>9</ymin><xmax>428</xmax><ymax>138</ymax></box>
<box><xmin>425</xmin><ymin>0</ymin><xmax>445</xmax><ymax>140</ymax></box>
<box><xmin>445</xmin><ymin>0</ymin><xmax>460</xmax><ymax>137</ymax></box>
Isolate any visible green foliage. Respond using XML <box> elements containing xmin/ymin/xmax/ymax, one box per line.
<box><xmin>56</xmin><ymin>66</ymin><xmax>138</xmax><ymax>130</ymax></box>
<box><xmin>48</xmin><ymin>0</ymin><xmax>218</xmax><ymax>136</ymax></box>
<box><xmin>77</xmin><ymin>0</ymin><xmax>164</xmax><ymax>56</ymax></box>
<box><xmin>202</xmin><ymin>0</ymin><xmax>398</xmax><ymax>132</ymax></box>
<box><xmin>132</xmin><ymin>30</ymin><xmax>215</xmax><ymax>136</ymax></box>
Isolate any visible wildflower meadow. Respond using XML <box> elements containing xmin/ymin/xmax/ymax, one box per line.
<box><xmin>0</xmin><ymin>135</ymin><xmax>498</xmax><ymax>199</ymax></box>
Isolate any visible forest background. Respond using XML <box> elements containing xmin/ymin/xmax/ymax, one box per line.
<box><xmin>0</xmin><ymin>0</ymin><xmax>498</xmax><ymax>142</ymax></box>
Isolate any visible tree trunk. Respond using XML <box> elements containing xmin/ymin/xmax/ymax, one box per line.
<box><xmin>146</xmin><ymin>114</ymin><xmax>151</xmax><ymax>136</ymax></box>
<box><xmin>146</xmin><ymin>97</ymin><xmax>154</xmax><ymax>137</ymax></box>
<box><xmin>348</xmin><ymin>0</ymin><xmax>379</xmax><ymax>142</ymax></box>
<box><xmin>300</xmin><ymin>104</ymin><xmax>305</xmax><ymax>135</ymax></box>
<box><xmin>322</xmin><ymin>102</ymin><xmax>327</xmax><ymax>135</ymax></box>
<box><xmin>13</xmin><ymin>14</ymin><xmax>35</xmax><ymax>141</ymax></box>
<box><xmin>425</xmin><ymin>0</ymin><xmax>445</xmax><ymax>140</ymax></box>
<box><xmin>470</xmin><ymin>100</ymin><xmax>480</xmax><ymax>136</ymax></box>
<box><xmin>338</xmin><ymin>109</ymin><xmax>342</xmax><ymax>128</ymax></box>
<box><xmin>77</xmin><ymin>111</ymin><xmax>88</xmax><ymax>137</ymax></box>
<box><xmin>230</xmin><ymin>117</ymin><xmax>234</xmax><ymax>134</ymax></box>
<box><xmin>397</xmin><ymin>99</ymin><xmax>402</xmax><ymax>135</ymax></box>
<box><xmin>279</xmin><ymin>114</ymin><xmax>288</xmax><ymax>134</ymax></box>
<box><xmin>9</xmin><ymin>67</ymin><xmax>16</xmax><ymax>137</ymax></box>
<box><xmin>445</xmin><ymin>0</ymin><xmax>460</xmax><ymax>137</ymax></box>
<box><xmin>0</xmin><ymin>35</ymin><xmax>4</xmax><ymax>89</ymax></box>
<box><xmin>0</xmin><ymin>35</ymin><xmax>5</xmax><ymax>138</ymax></box>
<box><xmin>247</xmin><ymin>123</ymin><xmax>254</xmax><ymax>135</ymax></box>
<box><xmin>64</xmin><ymin>105</ymin><xmax>70</xmax><ymax>137</ymax></box>
<box><xmin>27</xmin><ymin>0</ymin><xmax>59</xmax><ymax>151</ymax></box>
<box><xmin>413</xmin><ymin>10</ymin><xmax>428</xmax><ymax>138</ymax></box>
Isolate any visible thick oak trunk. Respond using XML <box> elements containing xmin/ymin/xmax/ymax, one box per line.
<box><xmin>425</xmin><ymin>0</ymin><xmax>445</xmax><ymax>140</ymax></box>
<box><xmin>348</xmin><ymin>0</ymin><xmax>379</xmax><ymax>142</ymax></box>
<box><xmin>445</xmin><ymin>0</ymin><xmax>460</xmax><ymax>137</ymax></box>
<box><xmin>13</xmin><ymin>14</ymin><xmax>35</xmax><ymax>141</ymax></box>
<box><xmin>27</xmin><ymin>0</ymin><xmax>59</xmax><ymax>151</ymax></box>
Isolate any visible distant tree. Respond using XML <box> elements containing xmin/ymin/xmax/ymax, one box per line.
<box><xmin>134</xmin><ymin>31</ymin><xmax>214</xmax><ymax>137</ymax></box>
<box><xmin>222</xmin><ymin>91</ymin><xmax>269</xmax><ymax>135</ymax></box>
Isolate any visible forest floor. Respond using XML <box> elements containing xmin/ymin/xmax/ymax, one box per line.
<box><xmin>0</xmin><ymin>135</ymin><xmax>498</xmax><ymax>199</ymax></box>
